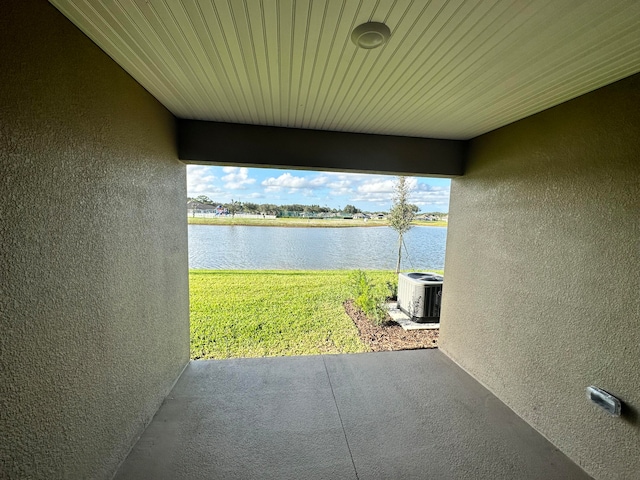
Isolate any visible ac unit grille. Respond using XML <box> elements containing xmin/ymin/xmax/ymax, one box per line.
<box><xmin>397</xmin><ymin>273</ymin><xmax>443</xmax><ymax>323</ymax></box>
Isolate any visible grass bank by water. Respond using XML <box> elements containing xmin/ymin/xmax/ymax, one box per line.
<box><xmin>190</xmin><ymin>270</ymin><xmax>397</xmax><ymax>359</ymax></box>
<box><xmin>413</xmin><ymin>220</ymin><xmax>448</xmax><ymax>227</ymax></box>
<box><xmin>188</xmin><ymin>216</ymin><xmax>447</xmax><ymax>227</ymax></box>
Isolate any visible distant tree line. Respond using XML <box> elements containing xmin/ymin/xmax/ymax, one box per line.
<box><xmin>188</xmin><ymin>196</ymin><xmax>373</xmax><ymax>216</ymax></box>
<box><xmin>187</xmin><ymin>194</ymin><xmax>446</xmax><ymax>218</ymax></box>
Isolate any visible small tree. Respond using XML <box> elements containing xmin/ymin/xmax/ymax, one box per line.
<box><xmin>388</xmin><ymin>176</ymin><xmax>416</xmax><ymax>273</ymax></box>
<box><xmin>348</xmin><ymin>270</ymin><xmax>389</xmax><ymax>325</ymax></box>
<box><xmin>228</xmin><ymin>199</ymin><xmax>239</xmax><ymax>218</ymax></box>
<box><xmin>343</xmin><ymin>204</ymin><xmax>359</xmax><ymax>215</ymax></box>
<box><xmin>188</xmin><ymin>199</ymin><xmax>196</xmax><ymax>217</ymax></box>
<box><xmin>195</xmin><ymin>195</ymin><xmax>213</xmax><ymax>204</ymax></box>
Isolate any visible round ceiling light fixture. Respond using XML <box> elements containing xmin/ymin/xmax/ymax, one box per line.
<box><xmin>351</xmin><ymin>22</ymin><xmax>391</xmax><ymax>49</ymax></box>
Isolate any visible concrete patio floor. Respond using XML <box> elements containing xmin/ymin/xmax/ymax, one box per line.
<box><xmin>114</xmin><ymin>350</ymin><xmax>590</xmax><ymax>479</ymax></box>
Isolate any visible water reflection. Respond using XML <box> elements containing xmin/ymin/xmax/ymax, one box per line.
<box><xmin>188</xmin><ymin>225</ymin><xmax>446</xmax><ymax>270</ymax></box>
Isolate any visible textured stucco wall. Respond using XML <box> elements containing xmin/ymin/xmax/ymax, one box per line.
<box><xmin>440</xmin><ymin>73</ymin><xmax>640</xmax><ymax>479</ymax></box>
<box><xmin>0</xmin><ymin>2</ymin><xmax>190</xmax><ymax>479</ymax></box>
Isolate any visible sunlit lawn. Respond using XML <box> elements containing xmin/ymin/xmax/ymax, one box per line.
<box><xmin>189</xmin><ymin>270</ymin><xmax>397</xmax><ymax>359</ymax></box>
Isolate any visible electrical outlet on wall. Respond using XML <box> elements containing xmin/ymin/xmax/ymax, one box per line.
<box><xmin>586</xmin><ymin>386</ymin><xmax>622</xmax><ymax>417</ymax></box>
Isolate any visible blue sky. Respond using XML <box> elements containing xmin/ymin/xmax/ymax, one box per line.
<box><xmin>187</xmin><ymin>165</ymin><xmax>451</xmax><ymax>213</ymax></box>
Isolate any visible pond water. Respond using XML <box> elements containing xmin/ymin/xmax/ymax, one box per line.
<box><xmin>188</xmin><ymin>225</ymin><xmax>447</xmax><ymax>270</ymax></box>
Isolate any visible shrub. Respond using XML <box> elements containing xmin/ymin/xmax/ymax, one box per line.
<box><xmin>348</xmin><ymin>270</ymin><xmax>389</xmax><ymax>325</ymax></box>
<box><xmin>385</xmin><ymin>277</ymin><xmax>398</xmax><ymax>300</ymax></box>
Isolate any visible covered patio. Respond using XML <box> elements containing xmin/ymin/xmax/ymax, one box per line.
<box><xmin>114</xmin><ymin>351</ymin><xmax>588</xmax><ymax>480</ymax></box>
<box><xmin>3</xmin><ymin>2</ymin><xmax>639</xmax><ymax>479</ymax></box>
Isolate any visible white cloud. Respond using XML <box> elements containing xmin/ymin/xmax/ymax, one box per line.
<box><xmin>411</xmin><ymin>183</ymin><xmax>451</xmax><ymax>208</ymax></box>
<box><xmin>186</xmin><ymin>165</ymin><xmax>220</xmax><ymax>196</ymax></box>
<box><xmin>262</xmin><ymin>172</ymin><xmax>329</xmax><ymax>193</ymax></box>
<box><xmin>300</xmin><ymin>188</ymin><xmax>320</xmax><ymax>198</ymax></box>
<box><xmin>356</xmin><ymin>178</ymin><xmax>395</xmax><ymax>194</ymax></box>
<box><xmin>308</xmin><ymin>176</ymin><xmax>329</xmax><ymax>187</ymax></box>
<box><xmin>326</xmin><ymin>180</ymin><xmax>351</xmax><ymax>189</ymax></box>
<box><xmin>325</xmin><ymin>180</ymin><xmax>352</xmax><ymax>197</ymax></box>
<box><xmin>221</xmin><ymin>167</ymin><xmax>256</xmax><ymax>190</ymax></box>
<box><xmin>349</xmin><ymin>176</ymin><xmax>449</xmax><ymax>209</ymax></box>
<box><xmin>262</xmin><ymin>173</ymin><xmax>306</xmax><ymax>190</ymax></box>
<box><xmin>324</xmin><ymin>172</ymin><xmax>398</xmax><ymax>198</ymax></box>
<box><xmin>349</xmin><ymin>177</ymin><xmax>397</xmax><ymax>204</ymax></box>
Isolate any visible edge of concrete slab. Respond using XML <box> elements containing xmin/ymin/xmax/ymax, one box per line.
<box><xmin>387</xmin><ymin>302</ymin><xmax>440</xmax><ymax>330</ymax></box>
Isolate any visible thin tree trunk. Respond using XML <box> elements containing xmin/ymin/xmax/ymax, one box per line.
<box><xmin>395</xmin><ymin>234</ymin><xmax>403</xmax><ymax>274</ymax></box>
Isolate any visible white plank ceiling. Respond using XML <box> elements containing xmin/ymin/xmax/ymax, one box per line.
<box><xmin>51</xmin><ymin>0</ymin><xmax>640</xmax><ymax>140</ymax></box>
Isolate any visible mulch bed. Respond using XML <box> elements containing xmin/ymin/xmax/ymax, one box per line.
<box><xmin>343</xmin><ymin>300</ymin><xmax>439</xmax><ymax>351</ymax></box>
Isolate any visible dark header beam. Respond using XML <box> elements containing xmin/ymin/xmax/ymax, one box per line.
<box><xmin>177</xmin><ymin>120</ymin><xmax>467</xmax><ymax>177</ymax></box>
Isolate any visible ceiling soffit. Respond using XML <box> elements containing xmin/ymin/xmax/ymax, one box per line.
<box><xmin>51</xmin><ymin>0</ymin><xmax>640</xmax><ymax>140</ymax></box>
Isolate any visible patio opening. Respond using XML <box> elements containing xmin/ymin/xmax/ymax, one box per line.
<box><xmin>185</xmin><ymin>165</ymin><xmax>450</xmax><ymax>359</ymax></box>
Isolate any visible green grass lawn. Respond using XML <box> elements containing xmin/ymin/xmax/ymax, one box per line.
<box><xmin>412</xmin><ymin>220</ymin><xmax>448</xmax><ymax>227</ymax></box>
<box><xmin>189</xmin><ymin>270</ymin><xmax>397</xmax><ymax>359</ymax></box>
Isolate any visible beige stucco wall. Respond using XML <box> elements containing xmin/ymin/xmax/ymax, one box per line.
<box><xmin>0</xmin><ymin>2</ymin><xmax>189</xmax><ymax>479</ymax></box>
<box><xmin>440</xmin><ymin>73</ymin><xmax>640</xmax><ymax>479</ymax></box>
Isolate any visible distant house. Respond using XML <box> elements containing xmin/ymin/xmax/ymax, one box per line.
<box><xmin>418</xmin><ymin>214</ymin><xmax>448</xmax><ymax>222</ymax></box>
<box><xmin>187</xmin><ymin>202</ymin><xmax>216</xmax><ymax>215</ymax></box>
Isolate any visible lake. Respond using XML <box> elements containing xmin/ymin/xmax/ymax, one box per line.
<box><xmin>188</xmin><ymin>225</ymin><xmax>447</xmax><ymax>270</ymax></box>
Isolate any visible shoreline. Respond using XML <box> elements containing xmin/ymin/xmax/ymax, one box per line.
<box><xmin>187</xmin><ymin>217</ymin><xmax>447</xmax><ymax>228</ymax></box>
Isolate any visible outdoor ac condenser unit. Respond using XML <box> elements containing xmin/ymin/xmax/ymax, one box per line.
<box><xmin>397</xmin><ymin>272</ymin><xmax>444</xmax><ymax>323</ymax></box>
